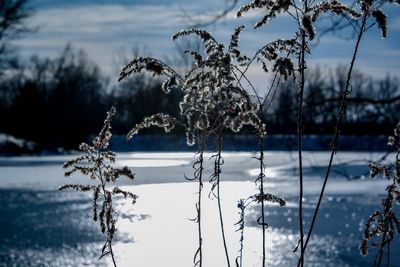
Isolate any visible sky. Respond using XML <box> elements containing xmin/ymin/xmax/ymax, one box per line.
<box><xmin>15</xmin><ymin>0</ymin><xmax>400</xmax><ymax>87</ymax></box>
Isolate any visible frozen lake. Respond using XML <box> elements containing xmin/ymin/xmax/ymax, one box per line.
<box><xmin>0</xmin><ymin>151</ymin><xmax>399</xmax><ymax>266</ymax></box>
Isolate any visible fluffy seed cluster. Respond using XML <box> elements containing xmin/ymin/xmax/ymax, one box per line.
<box><xmin>173</xmin><ymin>29</ymin><xmax>222</xmax><ymax>56</ymax></box>
<box><xmin>311</xmin><ymin>0</ymin><xmax>360</xmax><ymax>21</ymax></box>
<box><xmin>253</xmin><ymin>192</ymin><xmax>286</xmax><ymax>206</ymax></box>
<box><xmin>118</xmin><ymin>57</ymin><xmax>178</xmax><ymax>82</ymax></box>
<box><xmin>127</xmin><ymin>113</ymin><xmax>177</xmax><ymax>139</ymax></box>
<box><xmin>237</xmin><ymin>0</ymin><xmax>291</xmax><ymax>28</ymax></box>
<box><xmin>358</xmin><ymin>0</ymin><xmax>399</xmax><ymax>39</ymax></box>
<box><xmin>372</xmin><ymin>10</ymin><xmax>387</xmax><ymax>38</ymax></box>
<box><xmin>302</xmin><ymin>0</ymin><xmax>361</xmax><ymax>40</ymax></box>
<box><xmin>228</xmin><ymin>25</ymin><xmax>251</xmax><ymax>64</ymax></box>
<box><xmin>93</xmin><ymin>107</ymin><xmax>116</xmax><ymax>149</ymax></box>
<box><xmin>360</xmin><ymin>123</ymin><xmax>400</xmax><ymax>260</ymax></box>
<box><xmin>256</xmin><ymin>38</ymin><xmax>298</xmax><ymax>79</ymax></box>
<box><xmin>238</xmin><ymin>0</ymin><xmax>360</xmax><ymax>41</ymax></box>
<box><xmin>301</xmin><ymin>15</ymin><xmax>316</xmax><ymax>40</ymax></box>
<box><xmin>119</xmin><ymin>27</ymin><xmax>266</xmax><ymax>145</ymax></box>
<box><xmin>175</xmin><ymin>27</ymin><xmax>265</xmax><ymax>143</ymax></box>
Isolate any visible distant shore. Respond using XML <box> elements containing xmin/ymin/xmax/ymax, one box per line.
<box><xmin>0</xmin><ymin>133</ymin><xmax>393</xmax><ymax>156</ymax></box>
<box><xmin>108</xmin><ymin>134</ymin><xmax>392</xmax><ymax>152</ymax></box>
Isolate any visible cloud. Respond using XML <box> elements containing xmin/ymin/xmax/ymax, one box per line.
<box><xmin>13</xmin><ymin>1</ymin><xmax>400</xmax><ymax>81</ymax></box>
<box><xmin>390</xmin><ymin>16</ymin><xmax>400</xmax><ymax>30</ymax></box>
<box><xmin>15</xmin><ymin>4</ymin><xmax>189</xmax><ymax>74</ymax></box>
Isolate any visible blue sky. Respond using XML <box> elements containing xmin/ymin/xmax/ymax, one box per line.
<box><xmin>16</xmin><ymin>0</ymin><xmax>400</xmax><ymax>86</ymax></box>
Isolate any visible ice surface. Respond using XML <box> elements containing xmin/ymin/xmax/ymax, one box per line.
<box><xmin>0</xmin><ymin>151</ymin><xmax>398</xmax><ymax>266</ymax></box>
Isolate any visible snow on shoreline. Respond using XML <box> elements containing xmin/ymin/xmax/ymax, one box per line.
<box><xmin>0</xmin><ymin>151</ymin><xmax>394</xmax><ymax>191</ymax></box>
<box><xmin>0</xmin><ymin>151</ymin><xmax>398</xmax><ymax>266</ymax></box>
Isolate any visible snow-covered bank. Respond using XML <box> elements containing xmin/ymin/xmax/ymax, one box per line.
<box><xmin>0</xmin><ymin>151</ymin><xmax>395</xmax><ymax>189</ymax></box>
<box><xmin>0</xmin><ymin>133</ymin><xmax>37</xmax><ymax>155</ymax></box>
<box><xmin>112</xmin><ymin>181</ymin><xmax>397</xmax><ymax>266</ymax></box>
<box><xmin>0</xmin><ymin>151</ymin><xmax>398</xmax><ymax>266</ymax></box>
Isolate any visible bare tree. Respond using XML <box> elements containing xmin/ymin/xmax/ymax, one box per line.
<box><xmin>0</xmin><ymin>0</ymin><xmax>31</xmax><ymax>72</ymax></box>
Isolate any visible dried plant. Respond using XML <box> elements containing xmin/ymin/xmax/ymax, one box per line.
<box><xmin>360</xmin><ymin>123</ymin><xmax>400</xmax><ymax>267</ymax></box>
<box><xmin>295</xmin><ymin>1</ymin><xmax>399</xmax><ymax>266</ymax></box>
<box><xmin>236</xmin><ymin>1</ymin><xmax>312</xmax><ymax>265</ymax></box>
<box><xmin>127</xmin><ymin>113</ymin><xmax>177</xmax><ymax>138</ymax></box>
<box><xmin>237</xmin><ymin>0</ymin><xmax>398</xmax><ymax>265</ymax></box>
<box><xmin>225</xmin><ymin>22</ymin><xmax>298</xmax><ymax>267</ymax></box>
<box><xmin>234</xmin><ymin>198</ymin><xmax>248</xmax><ymax>267</ymax></box>
<box><xmin>113</xmin><ymin>0</ymin><xmax>399</xmax><ymax>265</ymax></box>
<box><xmin>234</xmin><ymin>192</ymin><xmax>285</xmax><ymax>267</ymax></box>
<box><xmin>187</xmin><ymin>135</ymin><xmax>207</xmax><ymax>267</ymax></box>
<box><xmin>59</xmin><ymin>107</ymin><xmax>137</xmax><ymax>267</ymax></box>
<box><xmin>120</xmin><ymin>27</ymin><xmax>265</xmax><ymax>143</ymax></box>
<box><xmin>119</xmin><ymin>26</ymin><xmax>271</xmax><ymax>267</ymax></box>
<box><xmin>208</xmin><ymin>129</ymin><xmax>231</xmax><ymax>266</ymax></box>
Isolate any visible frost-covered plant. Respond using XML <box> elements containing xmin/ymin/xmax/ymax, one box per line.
<box><xmin>120</xmin><ymin>27</ymin><xmax>265</xmax><ymax>143</ymax></box>
<box><xmin>235</xmin><ymin>199</ymin><xmax>247</xmax><ymax>267</ymax></box>
<box><xmin>360</xmin><ymin>123</ymin><xmax>400</xmax><ymax>266</ymax></box>
<box><xmin>59</xmin><ymin>107</ymin><xmax>137</xmax><ymax>267</ymax></box>
<box><xmin>295</xmin><ymin>0</ymin><xmax>399</xmax><ymax>265</ymax></box>
<box><xmin>114</xmin><ymin>0</ymin><xmax>399</xmax><ymax>265</ymax></box>
<box><xmin>237</xmin><ymin>0</ymin><xmax>398</xmax><ymax>265</ymax></box>
<box><xmin>234</xmin><ymin>192</ymin><xmax>286</xmax><ymax>267</ymax></box>
<box><xmin>119</xmin><ymin>27</ymin><xmax>272</xmax><ymax>267</ymax></box>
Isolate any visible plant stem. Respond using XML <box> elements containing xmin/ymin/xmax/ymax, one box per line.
<box><xmin>237</xmin><ymin>201</ymin><xmax>245</xmax><ymax>267</ymax></box>
<box><xmin>297</xmin><ymin>14</ymin><xmax>368</xmax><ymax>267</ymax></box>
<box><xmin>109</xmin><ymin>240</ymin><xmax>117</xmax><ymax>267</ymax></box>
<box><xmin>97</xmin><ymin>150</ymin><xmax>117</xmax><ymax>267</ymax></box>
<box><xmin>297</xmin><ymin>10</ymin><xmax>307</xmax><ymax>267</ymax></box>
<box><xmin>375</xmin><ymin>219</ymin><xmax>388</xmax><ymax>267</ymax></box>
<box><xmin>215</xmin><ymin>130</ymin><xmax>231</xmax><ymax>267</ymax></box>
<box><xmin>258</xmin><ymin>133</ymin><xmax>266</xmax><ymax>267</ymax></box>
<box><xmin>194</xmin><ymin>134</ymin><xmax>206</xmax><ymax>267</ymax></box>
<box><xmin>297</xmin><ymin>23</ymin><xmax>306</xmax><ymax>267</ymax></box>
<box><xmin>386</xmin><ymin>240</ymin><xmax>390</xmax><ymax>267</ymax></box>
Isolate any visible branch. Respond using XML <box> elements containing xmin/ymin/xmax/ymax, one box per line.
<box><xmin>181</xmin><ymin>0</ymin><xmax>239</xmax><ymax>28</ymax></box>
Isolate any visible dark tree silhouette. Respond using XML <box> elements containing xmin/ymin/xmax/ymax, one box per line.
<box><xmin>0</xmin><ymin>0</ymin><xmax>31</xmax><ymax>73</ymax></box>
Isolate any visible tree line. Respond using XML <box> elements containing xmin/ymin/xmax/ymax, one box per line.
<box><xmin>267</xmin><ymin>66</ymin><xmax>400</xmax><ymax>135</ymax></box>
<box><xmin>0</xmin><ymin>45</ymin><xmax>398</xmax><ymax>150</ymax></box>
<box><xmin>0</xmin><ymin>45</ymin><xmax>182</xmax><ymax>150</ymax></box>
<box><xmin>0</xmin><ymin>0</ymin><xmax>398</xmax><ymax>151</ymax></box>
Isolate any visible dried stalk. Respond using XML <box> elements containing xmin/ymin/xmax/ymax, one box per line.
<box><xmin>210</xmin><ymin>129</ymin><xmax>231</xmax><ymax>267</ymax></box>
<box><xmin>298</xmin><ymin>11</ymin><xmax>368</xmax><ymax>267</ymax></box>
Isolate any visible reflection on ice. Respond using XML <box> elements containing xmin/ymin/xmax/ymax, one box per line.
<box><xmin>118</xmin><ymin>159</ymin><xmax>190</xmax><ymax>167</ymax></box>
<box><xmin>114</xmin><ymin>182</ymin><xmax>263</xmax><ymax>266</ymax></box>
<box><xmin>121</xmin><ymin>152</ymin><xmax>254</xmax><ymax>159</ymax></box>
<box><xmin>247</xmin><ymin>167</ymin><xmax>281</xmax><ymax>178</ymax></box>
<box><xmin>107</xmin><ymin>181</ymin><xmax>396</xmax><ymax>267</ymax></box>
<box><xmin>1</xmin><ymin>151</ymin><xmax>399</xmax><ymax>266</ymax></box>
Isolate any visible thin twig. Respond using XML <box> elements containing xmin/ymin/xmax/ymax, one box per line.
<box><xmin>193</xmin><ymin>133</ymin><xmax>206</xmax><ymax>267</ymax></box>
<box><xmin>215</xmin><ymin>130</ymin><xmax>231</xmax><ymax>267</ymax></box>
<box><xmin>297</xmin><ymin>13</ymin><xmax>368</xmax><ymax>267</ymax></box>
<box><xmin>297</xmin><ymin>4</ymin><xmax>308</xmax><ymax>265</ymax></box>
<box><xmin>97</xmin><ymin>151</ymin><xmax>117</xmax><ymax>267</ymax></box>
<box><xmin>257</xmin><ymin>132</ymin><xmax>267</xmax><ymax>267</ymax></box>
